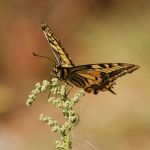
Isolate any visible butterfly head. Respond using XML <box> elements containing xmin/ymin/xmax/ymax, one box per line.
<box><xmin>52</xmin><ymin>64</ymin><xmax>62</xmax><ymax>79</ymax></box>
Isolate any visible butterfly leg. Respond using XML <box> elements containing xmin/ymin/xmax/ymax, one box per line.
<box><xmin>47</xmin><ymin>72</ymin><xmax>57</xmax><ymax>82</ymax></box>
<box><xmin>50</xmin><ymin>72</ymin><xmax>58</xmax><ymax>78</ymax></box>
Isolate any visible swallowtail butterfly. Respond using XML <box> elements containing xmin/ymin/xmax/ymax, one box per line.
<box><xmin>40</xmin><ymin>23</ymin><xmax>139</xmax><ymax>94</ymax></box>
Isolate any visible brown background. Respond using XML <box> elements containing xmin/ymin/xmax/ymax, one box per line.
<box><xmin>0</xmin><ymin>0</ymin><xmax>149</xmax><ymax>150</ymax></box>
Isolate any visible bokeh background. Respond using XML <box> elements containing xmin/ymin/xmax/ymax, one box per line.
<box><xmin>0</xmin><ymin>0</ymin><xmax>149</xmax><ymax>150</ymax></box>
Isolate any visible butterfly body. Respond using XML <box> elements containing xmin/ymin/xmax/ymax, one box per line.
<box><xmin>41</xmin><ymin>23</ymin><xmax>139</xmax><ymax>95</ymax></box>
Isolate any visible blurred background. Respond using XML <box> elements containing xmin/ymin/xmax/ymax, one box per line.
<box><xmin>0</xmin><ymin>0</ymin><xmax>149</xmax><ymax>150</ymax></box>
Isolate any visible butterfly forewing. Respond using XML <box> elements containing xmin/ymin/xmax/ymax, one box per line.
<box><xmin>41</xmin><ymin>23</ymin><xmax>74</xmax><ymax>67</ymax></box>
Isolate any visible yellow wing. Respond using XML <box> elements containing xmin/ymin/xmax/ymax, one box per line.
<box><xmin>41</xmin><ymin>23</ymin><xmax>74</xmax><ymax>67</ymax></box>
<box><xmin>69</xmin><ymin>63</ymin><xmax>139</xmax><ymax>94</ymax></box>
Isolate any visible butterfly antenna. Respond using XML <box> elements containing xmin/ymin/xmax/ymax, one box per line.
<box><xmin>33</xmin><ymin>51</ymin><xmax>56</xmax><ymax>64</ymax></box>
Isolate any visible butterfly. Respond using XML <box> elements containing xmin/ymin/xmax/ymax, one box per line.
<box><xmin>40</xmin><ymin>23</ymin><xmax>139</xmax><ymax>95</ymax></box>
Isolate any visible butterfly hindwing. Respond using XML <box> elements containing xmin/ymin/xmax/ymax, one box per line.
<box><xmin>68</xmin><ymin>63</ymin><xmax>139</xmax><ymax>94</ymax></box>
